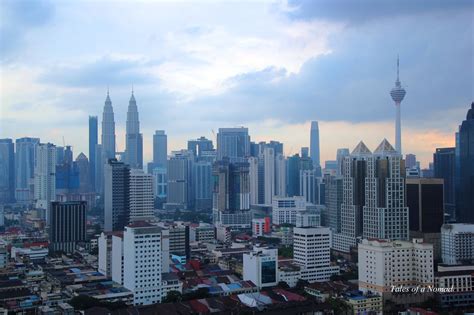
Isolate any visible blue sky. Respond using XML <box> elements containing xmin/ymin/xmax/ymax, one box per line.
<box><xmin>1</xmin><ymin>0</ymin><xmax>473</xmax><ymax>166</ymax></box>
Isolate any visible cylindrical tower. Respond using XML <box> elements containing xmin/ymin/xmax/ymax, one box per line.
<box><xmin>390</xmin><ymin>57</ymin><xmax>406</xmax><ymax>154</ymax></box>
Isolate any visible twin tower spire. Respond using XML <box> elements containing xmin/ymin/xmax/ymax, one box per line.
<box><xmin>101</xmin><ymin>89</ymin><xmax>143</xmax><ymax>170</ymax></box>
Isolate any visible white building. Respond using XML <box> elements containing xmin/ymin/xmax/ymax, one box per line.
<box><xmin>190</xmin><ymin>223</ymin><xmax>215</xmax><ymax>243</ymax></box>
<box><xmin>277</xmin><ymin>264</ymin><xmax>301</xmax><ymax>288</ymax></box>
<box><xmin>129</xmin><ymin>169</ymin><xmax>154</xmax><ymax>222</ymax></box>
<box><xmin>441</xmin><ymin>223</ymin><xmax>474</xmax><ymax>265</ymax></box>
<box><xmin>243</xmin><ymin>247</ymin><xmax>278</xmax><ymax>289</ymax></box>
<box><xmin>358</xmin><ymin>238</ymin><xmax>434</xmax><ymax>296</ymax></box>
<box><xmin>293</xmin><ymin>226</ymin><xmax>339</xmax><ymax>282</ymax></box>
<box><xmin>98</xmin><ymin>232</ymin><xmax>121</xmax><ymax>278</ymax></box>
<box><xmin>111</xmin><ymin>234</ymin><xmax>124</xmax><ymax>285</ymax></box>
<box><xmin>274</xmin><ymin>153</ymin><xmax>286</xmax><ymax>198</ymax></box>
<box><xmin>34</xmin><ymin>143</ymin><xmax>56</xmax><ymax>223</ymax></box>
<box><xmin>296</xmin><ymin>210</ymin><xmax>320</xmax><ymax>228</ymax></box>
<box><xmin>123</xmin><ymin>222</ymin><xmax>170</xmax><ymax>305</ymax></box>
<box><xmin>435</xmin><ymin>264</ymin><xmax>474</xmax><ymax>307</ymax></box>
<box><xmin>272</xmin><ymin>196</ymin><xmax>306</xmax><ymax>226</ymax></box>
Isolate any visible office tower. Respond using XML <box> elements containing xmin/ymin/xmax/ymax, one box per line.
<box><xmin>152</xmin><ymin>167</ymin><xmax>167</xmax><ymax>200</ymax></box>
<box><xmin>49</xmin><ymin>201</ymin><xmax>86</xmax><ymax>253</ymax></box>
<box><xmin>406</xmin><ymin>178</ymin><xmax>444</xmax><ymax>259</ymax></box>
<box><xmin>324</xmin><ymin>174</ymin><xmax>343</xmax><ymax>233</ymax></box>
<box><xmin>94</xmin><ymin>144</ymin><xmax>103</xmax><ymax>194</ymax></box>
<box><xmin>405</xmin><ymin>153</ymin><xmax>417</xmax><ymax>169</ymax></box>
<box><xmin>154</xmin><ymin>130</ymin><xmax>167</xmax><ymax>167</ymax></box>
<box><xmin>125</xmin><ymin>91</ymin><xmax>143</xmax><ymax>169</ymax></box>
<box><xmin>243</xmin><ymin>248</ymin><xmax>278</xmax><ymax>289</ymax></box>
<box><xmin>363</xmin><ymin>139</ymin><xmax>408</xmax><ymax>240</ymax></box>
<box><xmin>34</xmin><ymin>143</ymin><xmax>57</xmax><ymax>222</ymax></box>
<box><xmin>129</xmin><ymin>169</ymin><xmax>154</xmax><ymax>221</ymax></box>
<box><xmin>216</xmin><ymin>127</ymin><xmax>250</xmax><ymax>162</ymax></box>
<box><xmin>262</xmin><ymin>147</ymin><xmax>274</xmax><ymax>204</ymax></box>
<box><xmin>15</xmin><ymin>137</ymin><xmax>39</xmax><ymax>202</ymax></box>
<box><xmin>287</xmin><ymin>153</ymin><xmax>313</xmax><ymax>197</ymax></box>
<box><xmin>457</xmin><ymin>103</ymin><xmax>474</xmax><ymax>223</ymax></box>
<box><xmin>293</xmin><ymin>226</ymin><xmax>339</xmax><ymax>282</ymax></box>
<box><xmin>55</xmin><ymin>145</ymin><xmax>80</xmax><ymax>198</ymax></box>
<box><xmin>101</xmin><ymin>91</ymin><xmax>116</xmax><ymax>180</ymax></box>
<box><xmin>441</xmin><ymin>223</ymin><xmax>474</xmax><ymax>265</ymax></box>
<box><xmin>89</xmin><ymin>116</ymin><xmax>98</xmax><ymax>191</ymax></box>
<box><xmin>272</xmin><ymin>196</ymin><xmax>306</xmax><ymax>225</ymax></box>
<box><xmin>188</xmin><ymin>136</ymin><xmax>214</xmax><ymax>158</ymax></box>
<box><xmin>300</xmin><ymin>169</ymin><xmax>324</xmax><ymax>205</ymax></box>
<box><xmin>193</xmin><ymin>161</ymin><xmax>212</xmax><ymax>210</ymax></box>
<box><xmin>212</xmin><ymin>159</ymin><xmax>251</xmax><ymax>228</ymax></box>
<box><xmin>248</xmin><ymin>157</ymin><xmax>259</xmax><ymax>205</ymax></box>
<box><xmin>433</xmin><ymin>148</ymin><xmax>456</xmax><ymax>218</ymax></box>
<box><xmin>301</xmin><ymin>147</ymin><xmax>309</xmax><ymax>158</ymax></box>
<box><xmin>310</xmin><ymin>121</ymin><xmax>320</xmax><ymax>169</ymax></box>
<box><xmin>75</xmin><ymin>153</ymin><xmax>90</xmax><ymax>193</ymax></box>
<box><xmin>358</xmin><ymin>239</ymin><xmax>433</xmax><ymax>297</ymax></box>
<box><xmin>56</xmin><ymin>146</ymin><xmax>65</xmax><ymax>165</ymax></box>
<box><xmin>123</xmin><ymin>222</ymin><xmax>169</xmax><ymax>305</ymax></box>
<box><xmin>0</xmin><ymin>139</ymin><xmax>15</xmax><ymax>203</ymax></box>
<box><xmin>390</xmin><ymin>56</ymin><xmax>407</xmax><ymax>154</ymax></box>
<box><xmin>336</xmin><ymin>148</ymin><xmax>349</xmax><ymax>176</ymax></box>
<box><xmin>166</xmin><ymin>150</ymin><xmax>194</xmax><ymax>210</ymax></box>
<box><xmin>104</xmin><ymin>159</ymin><xmax>130</xmax><ymax>232</ymax></box>
<box><xmin>275</xmin><ymin>153</ymin><xmax>286</xmax><ymax>198</ymax></box>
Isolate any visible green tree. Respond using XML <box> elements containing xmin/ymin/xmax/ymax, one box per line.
<box><xmin>327</xmin><ymin>297</ymin><xmax>351</xmax><ymax>315</ymax></box>
<box><xmin>277</xmin><ymin>281</ymin><xmax>290</xmax><ymax>289</ymax></box>
<box><xmin>162</xmin><ymin>290</ymin><xmax>182</xmax><ymax>303</ymax></box>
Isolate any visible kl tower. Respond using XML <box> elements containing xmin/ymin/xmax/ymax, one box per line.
<box><xmin>390</xmin><ymin>56</ymin><xmax>406</xmax><ymax>154</ymax></box>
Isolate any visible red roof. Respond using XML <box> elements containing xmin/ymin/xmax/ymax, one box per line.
<box><xmin>188</xmin><ymin>299</ymin><xmax>209</xmax><ymax>313</ymax></box>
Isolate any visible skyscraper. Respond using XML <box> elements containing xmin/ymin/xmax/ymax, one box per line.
<box><xmin>125</xmin><ymin>91</ymin><xmax>143</xmax><ymax>169</ymax></box>
<box><xmin>101</xmin><ymin>90</ymin><xmax>116</xmax><ymax>175</ymax></box>
<box><xmin>405</xmin><ymin>153</ymin><xmax>417</xmax><ymax>169</ymax></box>
<box><xmin>262</xmin><ymin>147</ymin><xmax>274</xmax><ymax>204</ymax></box>
<box><xmin>188</xmin><ymin>136</ymin><xmax>214</xmax><ymax>158</ymax></box>
<box><xmin>49</xmin><ymin>201</ymin><xmax>86</xmax><ymax>253</ymax></box>
<box><xmin>89</xmin><ymin>116</ymin><xmax>98</xmax><ymax>191</ymax></box>
<box><xmin>310</xmin><ymin>121</ymin><xmax>320</xmax><ymax>169</ymax></box>
<box><xmin>457</xmin><ymin>102</ymin><xmax>474</xmax><ymax>223</ymax></box>
<box><xmin>34</xmin><ymin>143</ymin><xmax>57</xmax><ymax>223</ymax></box>
<box><xmin>434</xmin><ymin>147</ymin><xmax>456</xmax><ymax>217</ymax></box>
<box><xmin>166</xmin><ymin>150</ymin><xmax>194</xmax><ymax>210</ymax></box>
<box><xmin>336</xmin><ymin>148</ymin><xmax>349</xmax><ymax>176</ymax></box>
<box><xmin>75</xmin><ymin>153</ymin><xmax>90</xmax><ymax>193</ymax></box>
<box><xmin>216</xmin><ymin>127</ymin><xmax>250</xmax><ymax>162</ymax></box>
<box><xmin>153</xmin><ymin>130</ymin><xmax>167</xmax><ymax>168</ymax></box>
<box><xmin>104</xmin><ymin>159</ymin><xmax>130</xmax><ymax>232</ymax></box>
<box><xmin>390</xmin><ymin>56</ymin><xmax>407</xmax><ymax>154</ymax></box>
<box><xmin>193</xmin><ymin>161</ymin><xmax>213</xmax><ymax>210</ymax></box>
<box><xmin>15</xmin><ymin>137</ymin><xmax>39</xmax><ymax>203</ymax></box>
<box><xmin>324</xmin><ymin>174</ymin><xmax>343</xmax><ymax>233</ymax></box>
<box><xmin>0</xmin><ymin>139</ymin><xmax>15</xmax><ymax>204</ymax></box>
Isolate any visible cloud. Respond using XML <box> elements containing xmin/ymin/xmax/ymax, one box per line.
<box><xmin>0</xmin><ymin>0</ymin><xmax>55</xmax><ymax>61</ymax></box>
<box><xmin>39</xmin><ymin>56</ymin><xmax>158</xmax><ymax>88</ymax></box>
<box><xmin>286</xmin><ymin>0</ymin><xmax>473</xmax><ymax>24</ymax></box>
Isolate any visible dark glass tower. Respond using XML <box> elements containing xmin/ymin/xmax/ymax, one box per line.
<box><xmin>457</xmin><ymin>102</ymin><xmax>474</xmax><ymax>223</ymax></box>
<box><xmin>49</xmin><ymin>201</ymin><xmax>87</xmax><ymax>253</ymax></box>
<box><xmin>433</xmin><ymin>147</ymin><xmax>455</xmax><ymax>219</ymax></box>
<box><xmin>89</xmin><ymin>116</ymin><xmax>98</xmax><ymax>192</ymax></box>
<box><xmin>0</xmin><ymin>139</ymin><xmax>15</xmax><ymax>203</ymax></box>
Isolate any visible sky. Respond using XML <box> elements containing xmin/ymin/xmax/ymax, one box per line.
<box><xmin>1</xmin><ymin>0</ymin><xmax>473</xmax><ymax>168</ymax></box>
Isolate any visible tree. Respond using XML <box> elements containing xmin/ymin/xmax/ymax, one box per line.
<box><xmin>327</xmin><ymin>297</ymin><xmax>351</xmax><ymax>315</ymax></box>
<box><xmin>278</xmin><ymin>246</ymin><xmax>293</xmax><ymax>258</ymax></box>
<box><xmin>162</xmin><ymin>290</ymin><xmax>182</xmax><ymax>303</ymax></box>
<box><xmin>295</xmin><ymin>279</ymin><xmax>310</xmax><ymax>291</ymax></box>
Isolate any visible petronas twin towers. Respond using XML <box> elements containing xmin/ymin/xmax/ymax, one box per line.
<box><xmin>100</xmin><ymin>90</ymin><xmax>143</xmax><ymax>170</ymax></box>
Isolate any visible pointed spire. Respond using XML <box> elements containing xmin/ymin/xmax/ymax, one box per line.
<box><xmin>374</xmin><ymin>138</ymin><xmax>396</xmax><ymax>155</ymax></box>
<box><xmin>351</xmin><ymin>141</ymin><xmax>372</xmax><ymax>156</ymax></box>
<box><xmin>397</xmin><ymin>54</ymin><xmax>399</xmax><ymax>82</ymax></box>
<box><xmin>105</xmin><ymin>88</ymin><xmax>111</xmax><ymax>104</ymax></box>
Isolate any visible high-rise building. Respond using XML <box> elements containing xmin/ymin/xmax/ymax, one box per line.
<box><xmin>293</xmin><ymin>226</ymin><xmax>339</xmax><ymax>283</ymax></box>
<box><xmin>34</xmin><ymin>143</ymin><xmax>57</xmax><ymax>222</ymax></box>
<box><xmin>390</xmin><ymin>56</ymin><xmax>407</xmax><ymax>154</ymax></box>
<box><xmin>456</xmin><ymin>102</ymin><xmax>474</xmax><ymax>223</ymax></box>
<box><xmin>272</xmin><ymin>196</ymin><xmax>306</xmax><ymax>226</ymax></box>
<box><xmin>212</xmin><ymin>159</ymin><xmax>251</xmax><ymax>228</ymax></box>
<box><xmin>216</xmin><ymin>127</ymin><xmax>250</xmax><ymax>162</ymax></box>
<box><xmin>104</xmin><ymin>159</ymin><xmax>130</xmax><ymax>232</ymax></box>
<box><xmin>0</xmin><ymin>139</ymin><xmax>15</xmax><ymax>204</ymax></box>
<box><xmin>300</xmin><ymin>169</ymin><xmax>324</xmax><ymax>205</ymax></box>
<box><xmin>358</xmin><ymin>239</ymin><xmax>433</xmax><ymax>297</ymax></box>
<box><xmin>193</xmin><ymin>161</ymin><xmax>212</xmax><ymax>210</ymax></box>
<box><xmin>287</xmin><ymin>154</ymin><xmax>313</xmax><ymax>197</ymax></box>
<box><xmin>188</xmin><ymin>136</ymin><xmax>214</xmax><ymax>158</ymax></box>
<box><xmin>166</xmin><ymin>150</ymin><xmax>194</xmax><ymax>210</ymax></box>
<box><xmin>125</xmin><ymin>91</ymin><xmax>143</xmax><ymax>169</ymax></box>
<box><xmin>75</xmin><ymin>153</ymin><xmax>90</xmax><ymax>193</ymax></box>
<box><xmin>243</xmin><ymin>247</ymin><xmax>278</xmax><ymax>289</ymax></box>
<box><xmin>275</xmin><ymin>153</ymin><xmax>286</xmax><ymax>198</ymax></box>
<box><xmin>336</xmin><ymin>148</ymin><xmax>349</xmax><ymax>176</ymax></box>
<box><xmin>49</xmin><ymin>201</ymin><xmax>86</xmax><ymax>253</ymax></box>
<box><xmin>129</xmin><ymin>169</ymin><xmax>154</xmax><ymax>222</ymax></box>
<box><xmin>152</xmin><ymin>167</ymin><xmax>167</xmax><ymax>200</ymax></box>
<box><xmin>94</xmin><ymin>144</ymin><xmax>103</xmax><ymax>194</ymax></box>
<box><xmin>152</xmin><ymin>130</ymin><xmax>167</xmax><ymax>169</ymax></box>
<box><xmin>89</xmin><ymin>116</ymin><xmax>98</xmax><ymax>191</ymax></box>
<box><xmin>405</xmin><ymin>153</ymin><xmax>417</xmax><ymax>169</ymax></box>
<box><xmin>310</xmin><ymin>121</ymin><xmax>320</xmax><ymax>169</ymax></box>
<box><xmin>406</xmin><ymin>178</ymin><xmax>444</xmax><ymax>259</ymax></box>
<box><xmin>122</xmin><ymin>222</ymin><xmax>170</xmax><ymax>305</ymax></box>
<box><xmin>441</xmin><ymin>223</ymin><xmax>474</xmax><ymax>265</ymax></box>
<box><xmin>262</xmin><ymin>147</ymin><xmax>274</xmax><ymax>204</ymax></box>
<box><xmin>101</xmin><ymin>91</ymin><xmax>116</xmax><ymax>193</ymax></box>
<box><xmin>324</xmin><ymin>174</ymin><xmax>343</xmax><ymax>233</ymax></box>
<box><xmin>434</xmin><ymin>147</ymin><xmax>455</xmax><ymax>217</ymax></box>
<box><xmin>334</xmin><ymin>139</ymin><xmax>408</xmax><ymax>253</ymax></box>
<box><xmin>248</xmin><ymin>157</ymin><xmax>259</xmax><ymax>205</ymax></box>
<box><xmin>15</xmin><ymin>137</ymin><xmax>39</xmax><ymax>203</ymax></box>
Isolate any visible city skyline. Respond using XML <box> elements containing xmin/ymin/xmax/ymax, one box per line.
<box><xmin>1</xmin><ymin>0</ymin><xmax>472</xmax><ymax>167</ymax></box>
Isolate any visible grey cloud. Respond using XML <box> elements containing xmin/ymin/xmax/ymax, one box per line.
<box><xmin>286</xmin><ymin>0</ymin><xmax>473</xmax><ymax>24</ymax></box>
<box><xmin>40</xmin><ymin>57</ymin><xmax>157</xmax><ymax>88</ymax></box>
<box><xmin>0</xmin><ymin>0</ymin><xmax>54</xmax><ymax>61</ymax></box>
